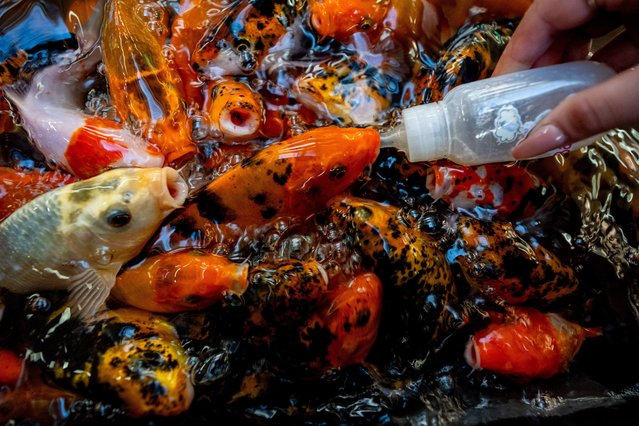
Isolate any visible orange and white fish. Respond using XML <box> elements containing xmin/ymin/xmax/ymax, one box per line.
<box><xmin>3</xmin><ymin>53</ymin><xmax>165</xmax><ymax>179</ymax></box>
<box><xmin>194</xmin><ymin>126</ymin><xmax>380</xmax><ymax>227</ymax></box>
<box><xmin>0</xmin><ymin>167</ymin><xmax>187</xmax><ymax>318</ymax></box>
<box><xmin>465</xmin><ymin>306</ymin><xmax>597</xmax><ymax>379</ymax></box>
<box><xmin>203</xmin><ymin>79</ymin><xmax>264</xmax><ymax>141</ymax></box>
<box><xmin>111</xmin><ymin>250</ymin><xmax>249</xmax><ymax>313</ymax></box>
<box><xmin>427</xmin><ymin>161</ymin><xmax>546</xmax><ymax>219</ymax></box>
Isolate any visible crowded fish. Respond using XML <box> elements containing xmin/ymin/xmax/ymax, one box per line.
<box><xmin>0</xmin><ymin>0</ymin><xmax>635</xmax><ymax>423</ymax></box>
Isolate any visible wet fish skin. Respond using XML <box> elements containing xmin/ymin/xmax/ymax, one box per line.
<box><xmin>0</xmin><ymin>167</ymin><xmax>188</xmax><ymax>317</ymax></box>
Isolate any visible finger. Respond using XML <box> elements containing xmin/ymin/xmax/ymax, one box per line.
<box><xmin>512</xmin><ymin>66</ymin><xmax>639</xmax><ymax>159</ymax></box>
<box><xmin>530</xmin><ymin>33</ymin><xmax>592</xmax><ymax>68</ymax></box>
<box><xmin>493</xmin><ymin>0</ymin><xmax>598</xmax><ymax>75</ymax></box>
<box><xmin>592</xmin><ymin>24</ymin><xmax>639</xmax><ymax>70</ymax></box>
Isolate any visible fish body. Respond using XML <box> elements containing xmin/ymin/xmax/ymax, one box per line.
<box><xmin>427</xmin><ymin>161</ymin><xmax>546</xmax><ymax>219</ymax></box>
<box><xmin>0</xmin><ymin>167</ymin><xmax>187</xmax><ymax>317</ymax></box>
<box><xmin>38</xmin><ymin>308</ymin><xmax>193</xmax><ymax>416</ymax></box>
<box><xmin>308</xmin><ymin>0</ymin><xmax>391</xmax><ymax>41</ymax></box>
<box><xmin>102</xmin><ymin>0</ymin><xmax>195</xmax><ymax>166</ymax></box>
<box><xmin>3</xmin><ymin>57</ymin><xmax>165</xmax><ymax>179</ymax></box>
<box><xmin>294</xmin><ymin>56</ymin><xmax>395</xmax><ymax>126</ymax></box>
<box><xmin>0</xmin><ymin>167</ymin><xmax>78</xmax><ymax>222</ymax></box>
<box><xmin>301</xmin><ymin>272</ymin><xmax>383</xmax><ymax>370</ymax></box>
<box><xmin>407</xmin><ymin>21</ymin><xmax>514</xmax><ymax>106</ymax></box>
<box><xmin>195</xmin><ymin>126</ymin><xmax>380</xmax><ymax>227</ymax></box>
<box><xmin>450</xmin><ymin>216</ymin><xmax>579</xmax><ymax>305</ymax></box>
<box><xmin>0</xmin><ymin>348</ymin><xmax>22</xmax><ymax>385</ymax></box>
<box><xmin>112</xmin><ymin>250</ymin><xmax>249</xmax><ymax>313</ymax></box>
<box><xmin>204</xmin><ymin>79</ymin><xmax>264</xmax><ymax>141</ymax></box>
<box><xmin>465</xmin><ymin>307</ymin><xmax>588</xmax><ymax>379</ymax></box>
<box><xmin>327</xmin><ymin>196</ymin><xmax>454</xmax><ymax>362</ymax></box>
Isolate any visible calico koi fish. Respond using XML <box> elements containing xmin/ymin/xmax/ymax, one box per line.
<box><xmin>41</xmin><ymin>308</ymin><xmax>193</xmax><ymax>417</ymax></box>
<box><xmin>427</xmin><ymin>161</ymin><xmax>547</xmax><ymax>219</ymax></box>
<box><xmin>327</xmin><ymin>196</ymin><xmax>454</xmax><ymax>357</ymax></box>
<box><xmin>450</xmin><ymin>216</ymin><xmax>579</xmax><ymax>305</ymax></box>
<box><xmin>204</xmin><ymin>79</ymin><xmax>264</xmax><ymax>141</ymax></box>
<box><xmin>420</xmin><ymin>0</ymin><xmax>531</xmax><ymax>48</ymax></box>
<box><xmin>0</xmin><ymin>167</ymin><xmax>188</xmax><ymax>318</ymax></box>
<box><xmin>102</xmin><ymin>0</ymin><xmax>196</xmax><ymax>166</ymax></box>
<box><xmin>300</xmin><ymin>272</ymin><xmax>383</xmax><ymax>370</ymax></box>
<box><xmin>308</xmin><ymin>0</ymin><xmax>392</xmax><ymax>41</ymax></box>
<box><xmin>465</xmin><ymin>306</ymin><xmax>595</xmax><ymax>379</ymax></box>
<box><xmin>407</xmin><ymin>21</ymin><xmax>514</xmax><ymax>106</ymax></box>
<box><xmin>3</xmin><ymin>54</ymin><xmax>165</xmax><ymax>179</ymax></box>
<box><xmin>111</xmin><ymin>250</ymin><xmax>249</xmax><ymax>313</ymax></box>
<box><xmin>190</xmin><ymin>1</ymin><xmax>292</xmax><ymax>78</ymax></box>
<box><xmin>0</xmin><ymin>167</ymin><xmax>78</xmax><ymax>222</ymax></box>
<box><xmin>294</xmin><ymin>56</ymin><xmax>394</xmax><ymax>126</ymax></box>
<box><xmin>246</xmin><ymin>259</ymin><xmax>329</xmax><ymax>330</ymax></box>
<box><xmin>194</xmin><ymin>126</ymin><xmax>380</xmax><ymax>227</ymax></box>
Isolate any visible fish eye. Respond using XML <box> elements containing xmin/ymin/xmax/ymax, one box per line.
<box><xmin>106</xmin><ymin>209</ymin><xmax>132</xmax><ymax>228</ymax></box>
<box><xmin>359</xmin><ymin>18</ymin><xmax>374</xmax><ymax>31</ymax></box>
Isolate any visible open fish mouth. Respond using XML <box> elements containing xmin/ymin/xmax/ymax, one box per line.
<box><xmin>158</xmin><ymin>167</ymin><xmax>188</xmax><ymax>210</ymax></box>
<box><xmin>220</xmin><ymin>107</ymin><xmax>260</xmax><ymax>138</ymax></box>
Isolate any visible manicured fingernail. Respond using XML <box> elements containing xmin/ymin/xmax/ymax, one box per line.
<box><xmin>511</xmin><ymin>124</ymin><xmax>567</xmax><ymax>159</ymax></box>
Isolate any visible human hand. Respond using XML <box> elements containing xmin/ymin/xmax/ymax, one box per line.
<box><xmin>492</xmin><ymin>0</ymin><xmax>639</xmax><ymax>159</ymax></box>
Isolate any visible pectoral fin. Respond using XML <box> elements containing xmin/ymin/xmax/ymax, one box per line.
<box><xmin>67</xmin><ymin>268</ymin><xmax>114</xmax><ymax>319</ymax></box>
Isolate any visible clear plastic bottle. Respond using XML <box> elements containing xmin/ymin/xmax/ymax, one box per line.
<box><xmin>382</xmin><ymin>61</ymin><xmax>616</xmax><ymax>165</ymax></box>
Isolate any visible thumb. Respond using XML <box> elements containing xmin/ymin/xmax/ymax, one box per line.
<box><xmin>512</xmin><ymin>65</ymin><xmax>639</xmax><ymax>159</ymax></box>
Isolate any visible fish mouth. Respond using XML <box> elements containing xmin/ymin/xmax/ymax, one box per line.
<box><xmin>220</xmin><ymin>107</ymin><xmax>260</xmax><ymax>139</ymax></box>
<box><xmin>464</xmin><ymin>338</ymin><xmax>481</xmax><ymax>370</ymax></box>
<box><xmin>158</xmin><ymin>167</ymin><xmax>188</xmax><ymax>210</ymax></box>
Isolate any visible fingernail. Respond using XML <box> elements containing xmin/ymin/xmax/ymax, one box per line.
<box><xmin>511</xmin><ymin>124</ymin><xmax>568</xmax><ymax>159</ymax></box>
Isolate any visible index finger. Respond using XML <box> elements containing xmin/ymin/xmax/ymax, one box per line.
<box><xmin>493</xmin><ymin>0</ymin><xmax>598</xmax><ymax>75</ymax></box>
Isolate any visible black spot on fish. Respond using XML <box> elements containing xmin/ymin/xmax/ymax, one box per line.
<box><xmin>196</xmin><ymin>190</ymin><xmax>236</xmax><ymax>223</ymax></box>
<box><xmin>273</xmin><ymin>163</ymin><xmax>292</xmax><ymax>185</ymax></box>
<box><xmin>260</xmin><ymin>206</ymin><xmax>277</xmax><ymax>219</ymax></box>
<box><xmin>250</xmin><ymin>192</ymin><xmax>267</xmax><ymax>205</ymax></box>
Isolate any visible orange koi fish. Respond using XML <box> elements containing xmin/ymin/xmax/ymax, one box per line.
<box><xmin>194</xmin><ymin>126</ymin><xmax>380</xmax><ymax>227</ymax></box>
<box><xmin>102</xmin><ymin>0</ymin><xmax>196</xmax><ymax>166</ymax></box>
<box><xmin>169</xmin><ymin>0</ymin><xmax>243</xmax><ymax>105</ymax></box>
<box><xmin>3</xmin><ymin>53</ymin><xmax>165</xmax><ymax>179</ymax></box>
<box><xmin>465</xmin><ymin>307</ymin><xmax>596</xmax><ymax>379</ymax></box>
<box><xmin>301</xmin><ymin>272</ymin><xmax>383</xmax><ymax>370</ymax></box>
<box><xmin>308</xmin><ymin>0</ymin><xmax>392</xmax><ymax>41</ymax></box>
<box><xmin>204</xmin><ymin>79</ymin><xmax>264</xmax><ymax>141</ymax></box>
<box><xmin>0</xmin><ymin>382</ymin><xmax>79</xmax><ymax>424</ymax></box>
<box><xmin>451</xmin><ymin>216</ymin><xmax>579</xmax><ymax>305</ymax></box>
<box><xmin>427</xmin><ymin>161</ymin><xmax>546</xmax><ymax>219</ymax></box>
<box><xmin>111</xmin><ymin>250</ymin><xmax>249</xmax><ymax>313</ymax></box>
<box><xmin>0</xmin><ymin>167</ymin><xmax>78</xmax><ymax>221</ymax></box>
<box><xmin>0</xmin><ymin>348</ymin><xmax>22</xmax><ymax>386</ymax></box>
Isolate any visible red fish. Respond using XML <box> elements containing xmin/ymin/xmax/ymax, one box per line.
<box><xmin>465</xmin><ymin>307</ymin><xmax>597</xmax><ymax>379</ymax></box>
<box><xmin>301</xmin><ymin>272</ymin><xmax>383</xmax><ymax>369</ymax></box>
<box><xmin>111</xmin><ymin>250</ymin><xmax>249</xmax><ymax>313</ymax></box>
<box><xmin>194</xmin><ymin>126</ymin><xmax>380</xmax><ymax>227</ymax></box>
<box><xmin>0</xmin><ymin>348</ymin><xmax>22</xmax><ymax>386</ymax></box>
<box><xmin>0</xmin><ymin>167</ymin><xmax>78</xmax><ymax>221</ymax></box>
<box><xmin>427</xmin><ymin>161</ymin><xmax>545</xmax><ymax>218</ymax></box>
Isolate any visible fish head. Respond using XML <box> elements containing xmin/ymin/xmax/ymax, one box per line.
<box><xmin>309</xmin><ymin>0</ymin><xmax>391</xmax><ymax>41</ymax></box>
<box><xmin>61</xmin><ymin>167</ymin><xmax>188</xmax><ymax>265</ymax></box>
